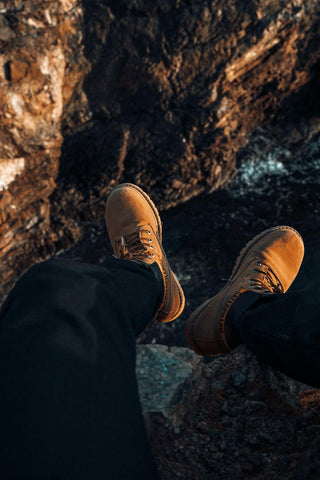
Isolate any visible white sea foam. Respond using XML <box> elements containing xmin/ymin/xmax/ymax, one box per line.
<box><xmin>237</xmin><ymin>152</ymin><xmax>287</xmax><ymax>187</ymax></box>
<box><xmin>228</xmin><ymin>134</ymin><xmax>320</xmax><ymax>196</ymax></box>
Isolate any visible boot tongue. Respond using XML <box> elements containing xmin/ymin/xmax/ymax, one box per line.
<box><xmin>116</xmin><ymin>236</ymin><xmax>132</xmax><ymax>259</ymax></box>
<box><xmin>249</xmin><ymin>263</ymin><xmax>283</xmax><ymax>294</ymax></box>
<box><xmin>115</xmin><ymin>229</ymin><xmax>149</xmax><ymax>260</ymax></box>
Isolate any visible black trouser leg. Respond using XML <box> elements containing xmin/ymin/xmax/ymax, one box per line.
<box><xmin>225</xmin><ymin>284</ymin><xmax>320</xmax><ymax>388</ymax></box>
<box><xmin>0</xmin><ymin>257</ymin><xmax>162</xmax><ymax>479</ymax></box>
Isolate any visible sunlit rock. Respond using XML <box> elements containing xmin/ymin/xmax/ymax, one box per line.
<box><xmin>0</xmin><ymin>158</ymin><xmax>25</xmax><ymax>191</ymax></box>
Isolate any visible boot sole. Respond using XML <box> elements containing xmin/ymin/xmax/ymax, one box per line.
<box><xmin>110</xmin><ymin>183</ymin><xmax>162</xmax><ymax>241</ymax></box>
<box><xmin>156</xmin><ymin>270</ymin><xmax>186</xmax><ymax>323</ymax></box>
<box><xmin>185</xmin><ymin>297</ymin><xmax>215</xmax><ymax>355</ymax></box>
<box><xmin>185</xmin><ymin>225</ymin><xmax>302</xmax><ymax>355</ymax></box>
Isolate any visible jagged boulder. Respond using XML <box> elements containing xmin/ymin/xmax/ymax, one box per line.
<box><xmin>136</xmin><ymin>345</ymin><xmax>320</xmax><ymax>479</ymax></box>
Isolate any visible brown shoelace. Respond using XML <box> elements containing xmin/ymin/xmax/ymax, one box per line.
<box><xmin>115</xmin><ymin>229</ymin><xmax>156</xmax><ymax>261</ymax></box>
<box><xmin>249</xmin><ymin>261</ymin><xmax>283</xmax><ymax>294</ymax></box>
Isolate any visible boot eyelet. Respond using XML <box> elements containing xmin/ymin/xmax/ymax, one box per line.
<box><xmin>147</xmin><ymin>230</ymin><xmax>151</xmax><ymax>234</ymax></box>
<box><xmin>150</xmin><ymin>246</ymin><xmax>154</xmax><ymax>249</ymax></box>
<box><xmin>256</xmin><ymin>261</ymin><xmax>262</xmax><ymax>266</ymax></box>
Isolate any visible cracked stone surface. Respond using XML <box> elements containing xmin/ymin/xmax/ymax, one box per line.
<box><xmin>137</xmin><ymin>345</ymin><xmax>320</xmax><ymax>480</ymax></box>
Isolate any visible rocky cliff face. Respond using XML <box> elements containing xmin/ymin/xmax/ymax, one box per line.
<box><xmin>0</xmin><ymin>0</ymin><xmax>87</xmax><ymax>294</ymax></box>
<box><xmin>1</xmin><ymin>0</ymin><xmax>320</xmax><ymax>299</ymax></box>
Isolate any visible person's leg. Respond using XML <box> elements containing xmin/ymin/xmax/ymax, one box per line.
<box><xmin>225</xmin><ymin>284</ymin><xmax>320</xmax><ymax>388</ymax></box>
<box><xmin>0</xmin><ymin>256</ymin><xmax>162</xmax><ymax>479</ymax></box>
<box><xmin>185</xmin><ymin>226</ymin><xmax>319</xmax><ymax>386</ymax></box>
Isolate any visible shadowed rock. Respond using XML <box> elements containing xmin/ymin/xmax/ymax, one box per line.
<box><xmin>136</xmin><ymin>344</ymin><xmax>201</xmax><ymax>420</ymax></box>
<box><xmin>137</xmin><ymin>344</ymin><xmax>320</xmax><ymax>479</ymax></box>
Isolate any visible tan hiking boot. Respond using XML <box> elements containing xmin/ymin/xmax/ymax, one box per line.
<box><xmin>185</xmin><ymin>226</ymin><xmax>304</xmax><ymax>356</ymax></box>
<box><xmin>105</xmin><ymin>183</ymin><xmax>185</xmax><ymax>323</ymax></box>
